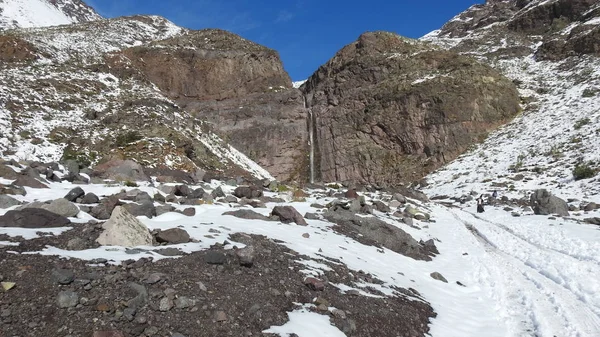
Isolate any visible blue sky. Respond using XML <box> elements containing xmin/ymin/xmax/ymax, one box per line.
<box><xmin>86</xmin><ymin>0</ymin><xmax>482</xmax><ymax>81</ymax></box>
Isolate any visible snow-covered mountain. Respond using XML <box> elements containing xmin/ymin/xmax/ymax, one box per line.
<box><xmin>421</xmin><ymin>0</ymin><xmax>600</xmax><ymax>203</ymax></box>
<box><xmin>0</xmin><ymin>14</ymin><xmax>273</xmax><ymax>180</ymax></box>
<box><xmin>0</xmin><ymin>1</ymin><xmax>600</xmax><ymax>336</ymax></box>
<box><xmin>0</xmin><ymin>0</ymin><xmax>101</xmax><ymax>30</ymax></box>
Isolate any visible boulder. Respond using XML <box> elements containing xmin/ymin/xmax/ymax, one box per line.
<box><xmin>96</xmin><ymin>206</ymin><xmax>153</xmax><ymax>247</ymax></box>
<box><xmin>0</xmin><ymin>208</ymin><xmax>71</xmax><ymax>228</ymax></box>
<box><xmin>174</xmin><ymin>185</ymin><xmax>191</xmax><ymax>197</ymax></box>
<box><xmin>92</xmin><ymin>159</ymin><xmax>149</xmax><ymax>182</ymax></box>
<box><xmin>530</xmin><ymin>189</ymin><xmax>569</xmax><ymax>217</ymax></box>
<box><xmin>123</xmin><ymin>201</ymin><xmax>156</xmax><ymax>219</ymax></box>
<box><xmin>64</xmin><ymin>187</ymin><xmax>85</xmax><ymax>202</ymax></box>
<box><xmin>323</xmin><ymin>207</ymin><xmax>434</xmax><ymax>261</ymax></box>
<box><xmin>90</xmin><ymin>196</ymin><xmax>122</xmax><ymax>220</ymax></box>
<box><xmin>12</xmin><ymin>176</ymin><xmax>49</xmax><ymax>189</ymax></box>
<box><xmin>0</xmin><ymin>195</ymin><xmax>21</xmax><ymax>209</ymax></box>
<box><xmin>42</xmin><ymin>198</ymin><xmax>80</xmax><ymax>217</ymax></box>
<box><xmin>223</xmin><ymin>209</ymin><xmax>272</xmax><ymax>221</ymax></box>
<box><xmin>0</xmin><ymin>184</ymin><xmax>26</xmax><ymax>196</ymax></box>
<box><xmin>233</xmin><ymin>186</ymin><xmax>263</xmax><ymax>199</ymax></box>
<box><xmin>211</xmin><ymin>186</ymin><xmax>226</xmax><ymax>198</ymax></box>
<box><xmin>80</xmin><ymin>192</ymin><xmax>100</xmax><ymax>204</ymax></box>
<box><xmin>155</xmin><ymin>228</ymin><xmax>190</xmax><ymax>244</ymax></box>
<box><xmin>0</xmin><ymin>165</ymin><xmax>19</xmax><ymax>179</ymax></box>
<box><xmin>156</xmin><ymin>205</ymin><xmax>176</xmax><ymax>216</ymax></box>
<box><xmin>271</xmin><ymin>206</ymin><xmax>308</xmax><ymax>226</ymax></box>
<box><xmin>190</xmin><ymin>188</ymin><xmax>205</xmax><ymax>199</ymax></box>
<box><xmin>372</xmin><ymin>200</ymin><xmax>391</xmax><ymax>213</ymax></box>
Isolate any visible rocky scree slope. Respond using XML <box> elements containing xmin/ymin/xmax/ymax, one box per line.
<box><xmin>301</xmin><ymin>31</ymin><xmax>521</xmax><ymax>186</ymax></box>
<box><xmin>0</xmin><ymin>160</ymin><xmax>438</xmax><ymax>337</ymax></box>
<box><xmin>0</xmin><ymin>15</ymin><xmax>272</xmax><ymax>180</ymax></box>
<box><xmin>422</xmin><ymin>0</ymin><xmax>600</xmax><ymax>201</ymax></box>
<box><xmin>0</xmin><ymin>0</ymin><xmax>101</xmax><ymax>29</ymax></box>
<box><xmin>114</xmin><ymin>29</ymin><xmax>308</xmax><ymax>182</ymax></box>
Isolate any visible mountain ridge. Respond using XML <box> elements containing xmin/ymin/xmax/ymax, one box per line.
<box><xmin>0</xmin><ymin>0</ymin><xmax>101</xmax><ymax>30</ymax></box>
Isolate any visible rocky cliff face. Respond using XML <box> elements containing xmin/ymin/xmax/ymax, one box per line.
<box><xmin>302</xmin><ymin>31</ymin><xmax>520</xmax><ymax>185</ymax></box>
<box><xmin>0</xmin><ymin>15</ymin><xmax>273</xmax><ymax>180</ymax></box>
<box><xmin>114</xmin><ymin>29</ymin><xmax>308</xmax><ymax>181</ymax></box>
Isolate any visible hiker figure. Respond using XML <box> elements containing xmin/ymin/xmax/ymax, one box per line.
<box><xmin>492</xmin><ymin>190</ymin><xmax>498</xmax><ymax>199</ymax></box>
<box><xmin>476</xmin><ymin>195</ymin><xmax>485</xmax><ymax>213</ymax></box>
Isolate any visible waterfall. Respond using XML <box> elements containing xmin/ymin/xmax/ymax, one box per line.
<box><xmin>305</xmin><ymin>96</ymin><xmax>314</xmax><ymax>184</ymax></box>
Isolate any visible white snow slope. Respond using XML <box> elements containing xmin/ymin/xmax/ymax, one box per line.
<box><xmin>0</xmin><ymin>0</ymin><xmax>101</xmax><ymax>30</ymax></box>
<box><xmin>1</xmin><ymin>175</ymin><xmax>599</xmax><ymax>336</ymax></box>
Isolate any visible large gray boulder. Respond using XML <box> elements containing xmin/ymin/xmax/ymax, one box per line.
<box><xmin>0</xmin><ymin>208</ymin><xmax>71</xmax><ymax>228</ymax></box>
<box><xmin>530</xmin><ymin>189</ymin><xmax>569</xmax><ymax>217</ymax></box>
<box><xmin>0</xmin><ymin>195</ymin><xmax>21</xmax><ymax>209</ymax></box>
<box><xmin>323</xmin><ymin>207</ymin><xmax>435</xmax><ymax>261</ymax></box>
<box><xmin>42</xmin><ymin>198</ymin><xmax>80</xmax><ymax>217</ymax></box>
<box><xmin>96</xmin><ymin>206</ymin><xmax>153</xmax><ymax>247</ymax></box>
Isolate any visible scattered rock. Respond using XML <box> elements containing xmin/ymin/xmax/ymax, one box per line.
<box><xmin>324</xmin><ymin>207</ymin><xmax>434</xmax><ymax>261</ymax></box>
<box><xmin>80</xmin><ymin>192</ymin><xmax>100</xmax><ymax>204</ymax></box>
<box><xmin>89</xmin><ymin>196</ymin><xmax>121</xmax><ymax>220</ymax></box>
<box><xmin>235</xmin><ymin>246</ymin><xmax>255</xmax><ymax>267</ymax></box>
<box><xmin>64</xmin><ymin>187</ymin><xmax>85</xmax><ymax>202</ymax></box>
<box><xmin>96</xmin><ymin>206</ymin><xmax>153</xmax><ymax>247</ymax></box>
<box><xmin>92</xmin><ymin>159</ymin><xmax>149</xmax><ymax>182</ymax></box>
<box><xmin>43</xmin><ymin>198</ymin><xmax>80</xmax><ymax>217</ymax></box>
<box><xmin>52</xmin><ymin>269</ymin><xmax>75</xmax><ymax>285</ymax></box>
<box><xmin>13</xmin><ymin>175</ymin><xmax>49</xmax><ymax>189</ymax></box>
<box><xmin>215</xmin><ymin>310</ymin><xmax>227</xmax><ymax>322</ymax></box>
<box><xmin>271</xmin><ymin>206</ymin><xmax>308</xmax><ymax>226</ymax></box>
<box><xmin>233</xmin><ymin>186</ymin><xmax>263</xmax><ymax>199</ymax></box>
<box><xmin>205</xmin><ymin>251</ymin><xmax>227</xmax><ymax>265</ymax></box>
<box><xmin>123</xmin><ymin>200</ymin><xmax>156</xmax><ymax>218</ymax></box>
<box><xmin>182</xmin><ymin>207</ymin><xmax>196</xmax><ymax>216</ymax></box>
<box><xmin>223</xmin><ymin>209</ymin><xmax>272</xmax><ymax>221</ymax></box>
<box><xmin>156</xmin><ymin>205</ymin><xmax>176</xmax><ymax>216</ymax></box>
<box><xmin>584</xmin><ymin>217</ymin><xmax>600</xmax><ymax>225</ymax></box>
<box><xmin>155</xmin><ymin>228</ymin><xmax>190</xmax><ymax>244</ymax></box>
<box><xmin>430</xmin><ymin>272</ymin><xmax>448</xmax><ymax>283</ymax></box>
<box><xmin>174</xmin><ymin>296</ymin><xmax>195</xmax><ymax>309</ymax></box>
<box><xmin>1</xmin><ymin>282</ymin><xmax>15</xmax><ymax>291</ymax></box>
<box><xmin>0</xmin><ymin>208</ymin><xmax>71</xmax><ymax>228</ymax></box>
<box><xmin>159</xmin><ymin>297</ymin><xmax>174</xmax><ymax>311</ymax></box>
<box><xmin>0</xmin><ymin>195</ymin><xmax>21</xmax><ymax>209</ymax></box>
<box><xmin>57</xmin><ymin>291</ymin><xmax>79</xmax><ymax>308</ymax></box>
<box><xmin>92</xmin><ymin>331</ymin><xmax>125</xmax><ymax>337</ymax></box>
<box><xmin>303</xmin><ymin>277</ymin><xmax>325</xmax><ymax>291</ymax></box>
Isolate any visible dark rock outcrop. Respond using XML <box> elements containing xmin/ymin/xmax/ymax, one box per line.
<box><xmin>323</xmin><ymin>207</ymin><xmax>436</xmax><ymax>261</ymax></box>
<box><xmin>303</xmin><ymin>31</ymin><xmax>520</xmax><ymax>185</ymax></box>
<box><xmin>115</xmin><ymin>29</ymin><xmax>307</xmax><ymax>181</ymax></box>
<box><xmin>271</xmin><ymin>206</ymin><xmax>308</xmax><ymax>226</ymax></box>
<box><xmin>0</xmin><ymin>208</ymin><xmax>71</xmax><ymax>228</ymax></box>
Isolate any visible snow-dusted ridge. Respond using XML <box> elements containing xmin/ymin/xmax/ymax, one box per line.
<box><xmin>0</xmin><ymin>14</ymin><xmax>273</xmax><ymax>179</ymax></box>
<box><xmin>421</xmin><ymin>2</ymin><xmax>600</xmax><ymax>203</ymax></box>
<box><xmin>0</xmin><ymin>0</ymin><xmax>101</xmax><ymax>30</ymax></box>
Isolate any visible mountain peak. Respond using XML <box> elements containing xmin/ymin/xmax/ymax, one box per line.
<box><xmin>0</xmin><ymin>0</ymin><xmax>101</xmax><ymax>30</ymax></box>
